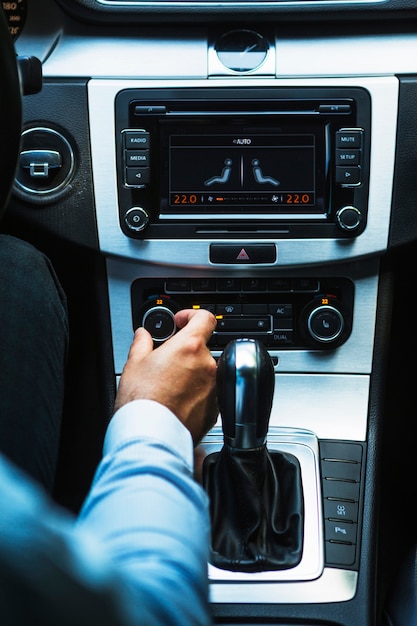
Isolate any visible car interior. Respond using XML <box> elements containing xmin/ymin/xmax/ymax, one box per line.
<box><xmin>2</xmin><ymin>0</ymin><xmax>417</xmax><ymax>623</ymax></box>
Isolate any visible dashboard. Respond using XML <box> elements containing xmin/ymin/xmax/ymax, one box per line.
<box><xmin>6</xmin><ymin>0</ymin><xmax>417</xmax><ymax>623</ymax></box>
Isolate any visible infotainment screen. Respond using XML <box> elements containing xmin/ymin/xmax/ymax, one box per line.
<box><xmin>165</xmin><ymin>132</ymin><xmax>317</xmax><ymax>213</ymax></box>
<box><xmin>115</xmin><ymin>86</ymin><xmax>370</xmax><ymax>239</ymax></box>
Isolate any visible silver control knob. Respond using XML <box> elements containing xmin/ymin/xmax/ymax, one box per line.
<box><xmin>336</xmin><ymin>205</ymin><xmax>362</xmax><ymax>232</ymax></box>
<box><xmin>124</xmin><ymin>206</ymin><xmax>149</xmax><ymax>232</ymax></box>
<box><xmin>307</xmin><ymin>304</ymin><xmax>344</xmax><ymax>343</ymax></box>
<box><xmin>142</xmin><ymin>306</ymin><xmax>176</xmax><ymax>343</ymax></box>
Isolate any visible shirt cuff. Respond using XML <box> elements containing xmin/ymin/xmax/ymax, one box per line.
<box><xmin>103</xmin><ymin>399</ymin><xmax>194</xmax><ymax>470</ymax></box>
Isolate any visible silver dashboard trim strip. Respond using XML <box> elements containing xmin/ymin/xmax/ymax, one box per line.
<box><xmin>97</xmin><ymin>0</ymin><xmax>384</xmax><ymax>6</ymax></box>
<box><xmin>209</xmin><ymin>568</ymin><xmax>358</xmax><ymax>603</ymax></box>
<box><xmin>87</xmin><ymin>77</ymin><xmax>397</xmax><ymax>267</ymax></box>
<box><xmin>106</xmin><ymin>255</ymin><xmax>378</xmax><ymax>378</ymax></box>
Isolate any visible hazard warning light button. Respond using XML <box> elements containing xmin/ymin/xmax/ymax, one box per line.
<box><xmin>210</xmin><ymin>244</ymin><xmax>276</xmax><ymax>264</ymax></box>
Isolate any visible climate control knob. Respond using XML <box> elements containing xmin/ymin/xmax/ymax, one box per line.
<box><xmin>307</xmin><ymin>304</ymin><xmax>344</xmax><ymax>344</ymax></box>
<box><xmin>299</xmin><ymin>295</ymin><xmax>351</xmax><ymax>349</ymax></box>
<box><xmin>137</xmin><ymin>296</ymin><xmax>182</xmax><ymax>344</ymax></box>
<box><xmin>142</xmin><ymin>306</ymin><xmax>176</xmax><ymax>343</ymax></box>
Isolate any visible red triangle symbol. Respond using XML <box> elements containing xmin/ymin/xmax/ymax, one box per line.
<box><xmin>237</xmin><ymin>248</ymin><xmax>250</xmax><ymax>260</ymax></box>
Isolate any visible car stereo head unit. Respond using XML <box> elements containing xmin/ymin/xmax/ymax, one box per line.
<box><xmin>115</xmin><ymin>87</ymin><xmax>370</xmax><ymax>240</ymax></box>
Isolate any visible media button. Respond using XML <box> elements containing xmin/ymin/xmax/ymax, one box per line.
<box><xmin>125</xmin><ymin>150</ymin><xmax>149</xmax><ymax>167</ymax></box>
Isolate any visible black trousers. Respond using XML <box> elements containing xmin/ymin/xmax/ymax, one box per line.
<box><xmin>0</xmin><ymin>234</ymin><xmax>68</xmax><ymax>491</ymax></box>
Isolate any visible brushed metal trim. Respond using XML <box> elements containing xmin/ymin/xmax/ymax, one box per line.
<box><xmin>209</xmin><ymin>567</ymin><xmax>358</xmax><ymax>603</ymax></box>
<box><xmin>97</xmin><ymin>0</ymin><xmax>383</xmax><ymax>7</ymax></box>
<box><xmin>88</xmin><ymin>77</ymin><xmax>397</xmax><ymax>267</ymax></box>
<box><xmin>106</xmin><ymin>255</ymin><xmax>379</xmax><ymax>380</ymax></box>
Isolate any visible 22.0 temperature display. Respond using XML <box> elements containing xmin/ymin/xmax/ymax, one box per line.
<box><xmin>173</xmin><ymin>194</ymin><xmax>198</xmax><ymax>204</ymax></box>
<box><xmin>170</xmin><ymin>192</ymin><xmax>314</xmax><ymax>206</ymax></box>
<box><xmin>286</xmin><ymin>194</ymin><xmax>312</xmax><ymax>204</ymax></box>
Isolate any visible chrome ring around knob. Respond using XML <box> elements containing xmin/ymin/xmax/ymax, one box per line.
<box><xmin>307</xmin><ymin>304</ymin><xmax>344</xmax><ymax>343</ymax></box>
<box><xmin>124</xmin><ymin>206</ymin><xmax>149</xmax><ymax>232</ymax></box>
<box><xmin>336</xmin><ymin>205</ymin><xmax>362</xmax><ymax>231</ymax></box>
<box><xmin>142</xmin><ymin>305</ymin><xmax>176</xmax><ymax>343</ymax></box>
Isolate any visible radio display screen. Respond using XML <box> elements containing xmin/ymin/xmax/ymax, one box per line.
<box><xmin>160</xmin><ymin>128</ymin><xmax>327</xmax><ymax>216</ymax></box>
<box><xmin>116</xmin><ymin>87</ymin><xmax>370</xmax><ymax>238</ymax></box>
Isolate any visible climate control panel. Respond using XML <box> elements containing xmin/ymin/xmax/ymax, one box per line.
<box><xmin>131</xmin><ymin>276</ymin><xmax>354</xmax><ymax>350</ymax></box>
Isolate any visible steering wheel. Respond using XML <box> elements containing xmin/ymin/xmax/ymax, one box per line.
<box><xmin>0</xmin><ymin>8</ymin><xmax>22</xmax><ymax>219</ymax></box>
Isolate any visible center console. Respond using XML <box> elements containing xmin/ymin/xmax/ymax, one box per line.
<box><xmin>87</xmin><ymin>74</ymin><xmax>398</xmax><ymax>619</ymax></box>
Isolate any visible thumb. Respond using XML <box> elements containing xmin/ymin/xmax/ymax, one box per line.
<box><xmin>128</xmin><ymin>326</ymin><xmax>154</xmax><ymax>363</ymax></box>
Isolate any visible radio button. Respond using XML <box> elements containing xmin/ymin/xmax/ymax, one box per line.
<box><xmin>123</xmin><ymin>130</ymin><xmax>150</xmax><ymax>149</ymax></box>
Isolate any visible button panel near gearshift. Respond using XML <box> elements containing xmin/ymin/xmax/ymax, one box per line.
<box><xmin>131</xmin><ymin>276</ymin><xmax>354</xmax><ymax>350</ymax></box>
<box><xmin>320</xmin><ymin>441</ymin><xmax>365</xmax><ymax>569</ymax></box>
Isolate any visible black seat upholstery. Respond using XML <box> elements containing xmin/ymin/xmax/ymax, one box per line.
<box><xmin>384</xmin><ymin>548</ymin><xmax>417</xmax><ymax>626</ymax></box>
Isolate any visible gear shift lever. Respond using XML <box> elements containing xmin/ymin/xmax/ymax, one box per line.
<box><xmin>203</xmin><ymin>338</ymin><xmax>304</xmax><ymax>573</ymax></box>
<box><xmin>217</xmin><ymin>338</ymin><xmax>274</xmax><ymax>450</ymax></box>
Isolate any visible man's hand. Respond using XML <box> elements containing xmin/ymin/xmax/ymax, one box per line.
<box><xmin>114</xmin><ymin>309</ymin><xmax>218</xmax><ymax>445</ymax></box>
